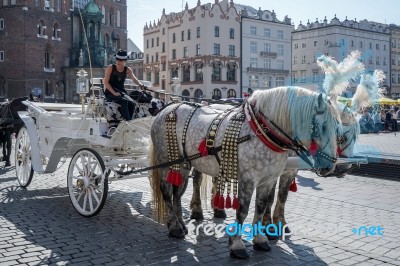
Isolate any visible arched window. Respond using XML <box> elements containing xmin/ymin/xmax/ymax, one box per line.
<box><xmin>37</xmin><ymin>20</ymin><xmax>46</xmax><ymax>37</ymax></box>
<box><xmin>195</xmin><ymin>63</ymin><xmax>203</xmax><ymax>81</ymax></box>
<box><xmin>227</xmin><ymin>64</ymin><xmax>236</xmax><ymax>81</ymax></box>
<box><xmin>182</xmin><ymin>89</ymin><xmax>190</xmax><ymax>101</ymax></box>
<box><xmin>227</xmin><ymin>89</ymin><xmax>236</xmax><ymax>98</ymax></box>
<box><xmin>52</xmin><ymin>23</ymin><xmax>61</xmax><ymax>40</ymax></box>
<box><xmin>212</xmin><ymin>62</ymin><xmax>221</xmax><ymax>81</ymax></box>
<box><xmin>194</xmin><ymin>89</ymin><xmax>203</xmax><ymax>103</ymax></box>
<box><xmin>182</xmin><ymin>64</ymin><xmax>190</xmax><ymax>82</ymax></box>
<box><xmin>212</xmin><ymin>88</ymin><xmax>221</xmax><ymax>100</ymax></box>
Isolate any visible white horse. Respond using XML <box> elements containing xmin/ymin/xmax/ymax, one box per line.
<box><xmin>150</xmin><ymin>86</ymin><xmax>341</xmax><ymax>259</ymax></box>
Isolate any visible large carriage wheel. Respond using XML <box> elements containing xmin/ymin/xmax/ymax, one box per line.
<box><xmin>67</xmin><ymin>148</ymin><xmax>108</xmax><ymax>217</ymax></box>
<box><xmin>15</xmin><ymin>126</ymin><xmax>34</xmax><ymax>187</ymax></box>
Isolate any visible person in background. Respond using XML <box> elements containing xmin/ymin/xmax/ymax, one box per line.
<box><xmin>104</xmin><ymin>49</ymin><xmax>144</xmax><ymax>121</ymax></box>
<box><xmin>359</xmin><ymin>109</ymin><xmax>374</xmax><ymax>133</ymax></box>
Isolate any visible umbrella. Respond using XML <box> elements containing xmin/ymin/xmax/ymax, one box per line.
<box><xmin>375</xmin><ymin>97</ymin><xmax>397</xmax><ymax>105</ymax></box>
<box><xmin>337</xmin><ymin>96</ymin><xmax>352</xmax><ymax>106</ymax></box>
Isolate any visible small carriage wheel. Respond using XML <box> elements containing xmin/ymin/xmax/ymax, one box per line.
<box><xmin>67</xmin><ymin>148</ymin><xmax>108</xmax><ymax>217</ymax></box>
<box><xmin>15</xmin><ymin>126</ymin><xmax>34</xmax><ymax>187</ymax></box>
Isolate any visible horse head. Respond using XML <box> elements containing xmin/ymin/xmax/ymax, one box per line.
<box><xmin>9</xmin><ymin>96</ymin><xmax>28</xmax><ymax>118</ymax></box>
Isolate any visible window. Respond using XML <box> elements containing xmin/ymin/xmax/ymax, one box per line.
<box><xmin>277</xmin><ymin>44</ymin><xmax>284</xmax><ymax>55</ymax></box>
<box><xmin>277</xmin><ymin>60</ymin><xmax>284</xmax><ymax>70</ymax></box>
<box><xmin>196</xmin><ymin>44</ymin><xmax>201</xmax><ymax>56</ymax></box>
<box><xmin>264</xmin><ymin>43</ymin><xmax>271</xmax><ymax>52</ymax></box>
<box><xmin>384</xmin><ymin>44</ymin><xmax>386</xmax><ymax>51</ymax></box>
<box><xmin>44</xmin><ymin>51</ymin><xmax>54</xmax><ymax>70</ymax></box>
<box><xmin>34</xmin><ymin>0</ymin><xmax>40</xmax><ymax>7</ymax></box>
<box><xmin>398</xmin><ymin>74</ymin><xmax>400</xmax><ymax>84</ymax></box>
<box><xmin>0</xmin><ymin>51</ymin><xmax>4</xmax><ymax>62</ymax></box>
<box><xmin>151</xmin><ymin>55</ymin><xmax>154</xmax><ymax>63</ymax></box>
<box><xmin>369</xmin><ymin>43</ymin><xmax>372</xmax><ymax>49</ymax></box>
<box><xmin>294</xmin><ymin>43</ymin><xmax>298</xmax><ymax>49</ymax></box>
<box><xmin>392</xmin><ymin>39</ymin><xmax>396</xmax><ymax>48</ymax></box>
<box><xmin>146</xmin><ymin>39</ymin><xmax>149</xmax><ymax>48</ymax></box>
<box><xmin>151</xmin><ymin>38</ymin><xmax>154</xmax><ymax>47</ymax></box>
<box><xmin>263</xmin><ymin>76</ymin><xmax>272</xmax><ymax>88</ymax></box>
<box><xmin>194</xmin><ymin>89</ymin><xmax>203</xmax><ymax>102</ymax></box>
<box><xmin>276</xmin><ymin>77</ymin><xmax>285</xmax><ymax>87</ymax></box>
<box><xmin>52</xmin><ymin>23</ymin><xmax>61</xmax><ymax>40</ymax></box>
<box><xmin>376</xmin><ymin>43</ymin><xmax>379</xmax><ymax>50</ymax></box>
<box><xmin>293</xmin><ymin>55</ymin><xmax>298</xmax><ymax>64</ymax></box>
<box><xmin>249</xmin><ymin>75</ymin><xmax>258</xmax><ymax>87</ymax></box>
<box><xmin>250</xmin><ymin>26</ymin><xmax>257</xmax><ymax>35</ymax></box>
<box><xmin>392</xmin><ymin>74</ymin><xmax>396</xmax><ymax>83</ymax></box>
<box><xmin>292</xmin><ymin>72</ymin><xmax>297</xmax><ymax>83</ymax></box>
<box><xmin>227</xmin><ymin>89</ymin><xmax>236</xmax><ymax>98</ymax></box>
<box><xmin>314</xmin><ymin>53</ymin><xmax>318</xmax><ymax>63</ymax></box>
<box><xmin>250</xmin><ymin>57</ymin><xmax>257</xmax><ymax>68</ymax></box>
<box><xmin>314</xmin><ymin>41</ymin><xmax>318</xmax><ymax>47</ymax></box>
<box><xmin>250</xmin><ymin>41</ymin><xmax>257</xmax><ymax>53</ymax></box>
<box><xmin>229</xmin><ymin>45</ymin><xmax>235</xmax><ymax>57</ymax></box>
<box><xmin>162</xmin><ymin>28</ymin><xmax>165</xmax><ymax>35</ymax></box>
<box><xmin>195</xmin><ymin>64</ymin><xmax>203</xmax><ymax>81</ymax></box>
<box><xmin>182</xmin><ymin>66</ymin><xmax>190</xmax><ymax>82</ymax></box>
<box><xmin>227</xmin><ymin>64</ymin><xmax>236</xmax><ymax>81</ymax></box>
<box><xmin>156</xmin><ymin>37</ymin><xmax>159</xmax><ymax>46</ymax></box>
<box><xmin>302</xmin><ymin>43</ymin><xmax>306</xmax><ymax>48</ymax></box>
<box><xmin>301</xmin><ymin>71</ymin><xmax>306</xmax><ymax>83</ymax></box>
<box><xmin>360</xmin><ymin>41</ymin><xmax>363</xmax><ymax>48</ymax></box>
<box><xmin>172</xmin><ymin>49</ymin><xmax>176</xmax><ymax>59</ymax></box>
<box><xmin>392</xmin><ymin>55</ymin><xmax>396</xmax><ymax>65</ymax></box>
<box><xmin>171</xmin><ymin>68</ymin><xmax>178</xmax><ymax>79</ymax></box>
<box><xmin>212</xmin><ymin>89</ymin><xmax>222</xmax><ymax>100</ymax></box>
<box><xmin>183</xmin><ymin>47</ymin><xmax>188</xmax><ymax>58</ymax></box>
<box><xmin>351</xmin><ymin>40</ymin><xmax>354</xmax><ymax>47</ymax></box>
<box><xmin>101</xmin><ymin>6</ymin><xmax>106</xmax><ymax>24</ymax></box>
<box><xmin>146</xmin><ymin>54</ymin><xmax>149</xmax><ymax>63</ymax></box>
<box><xmin>313</xmin><ymin>71</ymin><xmax>319</xmax><ymax>82</ymax></box>
<box><xmin>214</xmin><ymin>26</ymin><xmax>219</xmax><ymax>37</ymax></box>
<box><xmin>37</xmin><ymin>20</ymin><xmax>46</xmax><ymax>38</ymax></box>
<box><xmin>213</xmin><ymin>43</ymin><xmax>220</xmax><ymax>55</ymax></box>
<box><xmin>383</xmin><ymin>56</ymin><xmax>386</xmax><ymax>65</ymax></box>
<box><xmin>182</xmin><ymin>89</ymin><xmax>190</xmax><ymax>101</ymax></box>
<box><xmin>155</xmin><ymin>53</ymin><xmax>159</xmax><ymax>62</ymax></box>
<box><xmin>197</xmin><ymin>27</ymin><xmax>200</xmax><ymax>38</ymax></box>
<box><xmin>264</xmin><ymin>28</ymin><xmax>270</xmax><ymax>37</ymax></box>
<box><xmin>301</xmin><ymin>55</ymin><xmax>306</xmax><ymax>64</ymax></box>
<box><xmin>116</xmin><ymin>10</ymin><xmax>121</xmax><ymax>27</ymax></box>
<box><xmin>162</xmin><ymin>42</ymin><xmax>165</xmax><ymax>53</ymax></box>
<box><xmin>230</xmin><ymin>28</ymin><xmax>234</xmax><ymax>39</ymax></box>
<box><xmin>376</xmin><ymin>56</ymin><xmax>380</xmax><ymax>65</ymax></box>
<box><xmin>212</xmin><ymin>63</ymin><xmax>221</xmax><ymax>81</ymax></box>
<box><xmin>181</xmin><ymin>31</ymin><xmax>184</xmax><ymax>41</ymax></box>
<box><xmin>0</xmin><ymin>19</ymin><xmax>4</xmax><ymax>30</ymax></box>
<box><xmin>277</xmin><ymin>30</ymin><xmax>283</xmax><ymax>39</ymax></box>
<box><xmin>44</xmin><ymin>0</ymin><xmax>50</xmax><ymax>10</ymax></box>
<box><xmin>187</xmin><ymin>29</ymin><xmax>191</xmax><ymax>40</ymax></box>
<box><xmin>264</xmin><ymin>58</ymin><xmax>271</xmax><ymax>69</ymax></box>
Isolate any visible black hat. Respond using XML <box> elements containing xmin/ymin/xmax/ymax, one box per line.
<box><xmin>115</xmin><ymin>49</ymin><xmax>128</xmax><ymax>60</ymax></box>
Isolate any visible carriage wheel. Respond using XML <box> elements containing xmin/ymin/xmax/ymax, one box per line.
<box><xmin>15</xmin><ymin>127</ymin><xmax>34</xmax><ymax>187</ymax></box>
<box><xmin>67</xmin><ymin>148</ymin><xmax>108</xmax><ymax>217</ymax></box>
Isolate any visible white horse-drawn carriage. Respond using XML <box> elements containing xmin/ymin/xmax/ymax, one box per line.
<box><xmin>15</xmin><ymin>79</ymin><xmax>155</xmax><ymax>217</ymax></box>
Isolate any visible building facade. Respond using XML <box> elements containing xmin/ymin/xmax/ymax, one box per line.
<box><xmin>240</xmin><ymin>6</ymin><xmax>292</xmax><ymax>94</ymax></box>
<box><xmin>143</xmin><ymin>0</ymin><xmax>241</xmax><ymax>101</ymax></box>
<box><xmin>390</xmin><ymin>25</ymin><xmax>400</xmax><ymax>98</ymax></box>
<box><xmin>0</xmin><ymin>0</ymin><xmax>127</xmax><ymax>102</ymax></box>
<box><xmin>292</xmin><ymin>16</ymin><xmax>391</xmax><ymax>93</ymax></box>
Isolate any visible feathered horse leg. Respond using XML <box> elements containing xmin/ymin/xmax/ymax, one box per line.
<box><xmin>190</xmin><ymin>169</ymin><xmax>204</xmax><ymax>220</ymax></box>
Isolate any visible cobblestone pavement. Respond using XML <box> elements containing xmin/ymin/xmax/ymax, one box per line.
<box><xmin>0</xmin><ymin>134</ymin><xmax>400</xmax><ymax>265</ymax></box>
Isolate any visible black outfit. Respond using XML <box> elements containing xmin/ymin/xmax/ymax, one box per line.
<box><xmin>104</xmin><ymin>65</ymin><xmax>135</xmax><ymax>120</ymax></box>
<box><xmin>385</xmin><ymin>111</ymin><xmax>398</xmax><ymax>131</ymax></box>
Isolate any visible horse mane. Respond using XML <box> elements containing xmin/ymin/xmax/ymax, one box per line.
<box><xmin>351</xmin><ymin>70</ymin><xmax>385</xmax><ymax>111</ymax></box>
<box><xmin>249</xmin><ymin>87</ymin><xmax>340</xmax><ymax>139</ymax></box>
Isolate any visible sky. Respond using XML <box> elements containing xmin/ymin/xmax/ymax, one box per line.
<box><xmin>127</xmin><ymin>0</ymin><xmax>400</xmax><ymax>51</ymax></box>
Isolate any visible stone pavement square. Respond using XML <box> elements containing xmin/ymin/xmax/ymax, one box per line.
<box><xmin>0</xmin><ymin>133</ymin><xmax>399</xmax><ymax>265</ymax></box>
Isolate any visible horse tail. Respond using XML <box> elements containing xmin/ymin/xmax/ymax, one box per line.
<box><xmin>149</xmin><ymin>141</ymin><xmax>167</xmax><ymax>224</ymax></box>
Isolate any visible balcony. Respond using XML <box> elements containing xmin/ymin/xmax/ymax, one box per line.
<box><xmin>247</xmin><ymin>67</ymin><xmax>289</xmax><ymax>75</ymax></box>
<box><xmin>260</xmin><ymin>51</ymin><xmax>277</xmax><ymax>58</ymax></box>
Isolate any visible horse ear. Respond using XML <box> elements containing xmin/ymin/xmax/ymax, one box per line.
<box><xmin>316</xmin><ymin>93</ymin><xmax>327</xmax><ymax>112</ymax></box>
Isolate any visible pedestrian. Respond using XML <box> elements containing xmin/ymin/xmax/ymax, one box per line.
<box><xmin>104</xmin><ymin>49</ymin><xmax>144</xmax><ymax>121</ymax></box>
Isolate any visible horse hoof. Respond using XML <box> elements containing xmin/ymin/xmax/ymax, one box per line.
<box><xmin>5</xmin><ymin>162</ymin><xmax>11</xmax><ymax>167</ymax></box>
<box><xmin>230</xmin><ymin>249</ymin><xmax>249</xmax><ymax>259</ymax></box>
<box><xmin>168</xmin><ymin>229</ymin><xmax>185</xmax><ymax>239</ymax></box>
<box><xmin>190</xmin><ymin>211</ymin><xmax>204</xmax><ymax>221</ymax></box>
<box><xmin>284</xmin><ymin>226</ymin><xmax>291</xmax><ymax>234</ymax></box>
<box><xmin>253</xmin><ymin>242</ymin><xmax>271</xmax><ymax>251</ymax></box>
<box><xmin>213</xmin><ymin>209</ymin><xmax>227</xmax><ymax>219</ymax></box>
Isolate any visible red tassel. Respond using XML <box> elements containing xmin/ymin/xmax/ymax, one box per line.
<box><xmin>232</xmin><ymin>195</ymin><xmax>240</xmax><ymax>210</ymax></box>
<box><xmin>289</xmin><ymin>179</ymin><xmax>297</xmax><ymax>192</ymax></box>
<box><xmin>166</xmin><ymin>170</ymin><xmax>184</xmax><ymax>186</ymax></box>
<box><xmin>213</xmin><ymin>192</ymin><xmax>220</xmax><ymax>207</ymax></box>
<box><xmin>225</xmin><ymin>194</ymin><xmax>232</xmax><ymax>208</ymax></box>
<box><xmin>174</xmin><ymin>171</ymin><xmax>183</xmax><ymax>186</ymax></box>
<box><xmin>218</xmin><ymin>195</ymin><xmax>225</xmax><ymax>209</ymax></box>
<box><xmin>198</xmin><ymin>138</ymin><xmax>208</xmax><ymax>156</ymax></box>
<box><xmin>309</xmin><ymin>140</ymin><xmax>318</xmax><ymax>157</ymax></box>
<box><xmin>337</xmin><ymin>147</ymin><xmax>342</xmax><ymax>157</ymax></box>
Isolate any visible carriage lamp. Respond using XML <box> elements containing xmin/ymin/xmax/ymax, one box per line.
<box><xmin>171</xmin><ymin>77</ymin><xmax>180</xmax><ymax>102</ymax></box>
<box><xmin>76</xmin><ymin>69</ymin><xmax>89</xmax><ymax>113</ymax></box>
